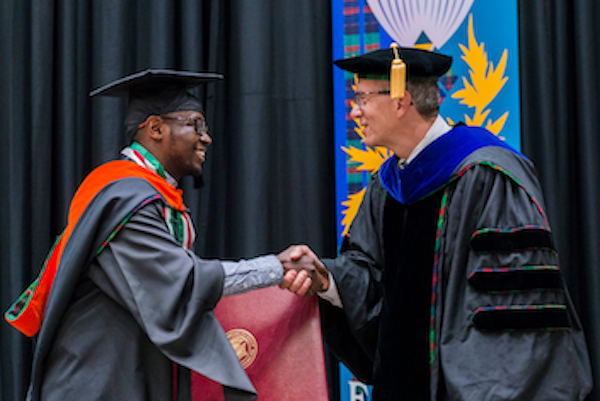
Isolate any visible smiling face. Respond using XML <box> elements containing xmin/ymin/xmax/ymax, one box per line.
<box><xmin>160</xmin><ymin>110</ymin><xmax>212</xmax><ymax>180</ymax></box>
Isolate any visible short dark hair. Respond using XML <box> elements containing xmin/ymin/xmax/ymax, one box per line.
<box><xmin>406</xmin><ymin>76</ymin><xmax>439</xmax><ymax>120</ymax></box>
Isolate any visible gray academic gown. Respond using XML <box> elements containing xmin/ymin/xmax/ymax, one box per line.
<box><xmin>27</xmin><ymin>176</ymin><xmax>256</xmax><ymax>401</ymax></box>
<box><xmin>321</xmin><ymin>139</ymin><xmax>593</xmax><ymax>400</ymax></box>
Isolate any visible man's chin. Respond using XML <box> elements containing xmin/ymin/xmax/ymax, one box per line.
<box><xmin>363</xmin><ymin>138</ymin><xmax>378</xmax><ymax>148</ymax></box>
<box><xmin>190</xmin><ymin>163</ymin><xmax>203</xmax><ymax>177</ymax></box>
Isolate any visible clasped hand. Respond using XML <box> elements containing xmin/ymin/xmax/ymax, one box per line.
<box><xmin>276</xmin><ymin>245</ymin><xmax>329</xmax><ymax>296</ymax></box>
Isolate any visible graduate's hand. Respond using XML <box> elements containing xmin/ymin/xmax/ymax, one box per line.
<box><xmin>277</xmin><ymin>246</ymin><xmax>326</xmax><ymax>296</ymax></box>
<box><xmin>281</xmin><ymin>245</ymin><xmax>329</xmax><ymax>296</ymax></box>
<box><xmin>289</xmin><ymin>245</ymin><xmax>330</xmax><ymax>293</ymax></box>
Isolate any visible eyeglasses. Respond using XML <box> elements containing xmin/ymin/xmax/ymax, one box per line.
<box><xmin>354</xmin><ymin>90</ymin><xmax>391</xmax><ymax>108</ymax></box>
<box><xmin>161</xmin><ymin>116</ymin><xmax>208</xmax><ymax>135</ymax></box>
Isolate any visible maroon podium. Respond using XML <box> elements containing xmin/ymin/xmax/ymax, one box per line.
<box><xmin>192</xmin><ymin>286</ymin><xmax>329</xmax><ymax>400</ymax></box>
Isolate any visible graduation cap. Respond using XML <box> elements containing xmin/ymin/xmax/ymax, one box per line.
<box><xmin>334</xmin><ymin>43</ymin><xmax>452</xmax><ymax>99</ymax></box>
<box><xmin>89</xmin><ymin>69</ymin><xmax>224</xmax><ymax>137</ymax></box>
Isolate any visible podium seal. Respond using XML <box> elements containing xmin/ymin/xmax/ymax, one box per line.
<box><xmin>226</xmin><ymin>328</ymin><xmax>258</xmax><ymax>369</ymax></box>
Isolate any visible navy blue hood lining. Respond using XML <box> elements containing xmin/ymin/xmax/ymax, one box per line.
<box><xmin>378</xmin><ymin>126</ymin><xmax>522</xmax><ymax>205</ymax></box>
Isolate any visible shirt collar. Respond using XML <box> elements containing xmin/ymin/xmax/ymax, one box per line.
<box><xmin>397</xmin><ymin>114</ymin><xmax>451</xmax><ymax>169</ymax></box>
<box><xmin>121</xmin><ymin>142</ymin><xmax>178</xmax><ymax>187</ymax></box>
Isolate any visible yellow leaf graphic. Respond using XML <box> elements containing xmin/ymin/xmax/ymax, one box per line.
<box><xmin>341</xmin><ymin>188</ymin><xmax>366</xmax><ymax>236</ymax></box>
<box><xmin>465</xmin><ymin>108</ymin><xmax>490</xmax><ymax>127</ymax></box>
<box><xmin>342</xmin><ymin>145</ymin><xmax>390</xmax><ymax>172</ymax></box>
<box><xmin>451</xmin><ymin>13</ymin><xmax>510</xmax><ymax>139</ymax></box>
<box><xmin>485</xmin><ymin>111</ymin><xmax>509</xmax><ymax>136</ymax></box>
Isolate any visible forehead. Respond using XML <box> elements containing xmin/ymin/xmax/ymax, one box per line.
<box><xmin>356</xmin><ymin>78</ymin><xmax>389</xmax><ymax>91</ymax></box>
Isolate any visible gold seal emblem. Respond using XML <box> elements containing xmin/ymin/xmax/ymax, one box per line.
<box><xmin>226</xmin><ymin>328</ymin><xmax>258</xmax><ymax>369</ymax></box>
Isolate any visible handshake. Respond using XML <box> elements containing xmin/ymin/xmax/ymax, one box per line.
<box><xmin>276</xmin><ymin>245</ymin><xmax>330</xmax><ymax>296</ymax></box>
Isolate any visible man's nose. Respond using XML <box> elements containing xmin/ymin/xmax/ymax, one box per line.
<box><xmin>200</xmin><ymin>131</ymin><xmax>212</xmax><ymax>145</ymax></box>
<box><xmin>350</xmin><ymin>103</ymin><xmax>362</xmax><ymax>119</ymax></box>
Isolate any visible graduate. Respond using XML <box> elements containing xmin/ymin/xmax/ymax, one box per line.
<box><xmin>5</xmin><ymin>69</ymin><xmax>322</xmax><ymax>401</ymax></box>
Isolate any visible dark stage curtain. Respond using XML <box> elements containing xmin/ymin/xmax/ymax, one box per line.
<box><xmin>3</xmin><ymin>1</ymin><xmax>600</xmax><ymax>400</ymax></box>
<box><xmin>520</xmin><ymin>1</ymin><xmax>600</xmax><ymax>399</ymax></box>
<box><xmin>0</xmin><ymin>1</ymin><xmax>336</xmax><ymax>400</ymax></box>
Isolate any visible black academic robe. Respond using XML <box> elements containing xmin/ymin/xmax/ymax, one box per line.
<box><xmin>321</xmin><ymin>126</ymin><xmax>593</xmax><ymax>400</ymax></box>
<box><xmin>23</xmin><ymin>168</ymin><xmax>256</xmax><ymax>401</ymax></box>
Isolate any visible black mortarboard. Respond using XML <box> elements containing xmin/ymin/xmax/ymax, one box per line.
<box><xmin>89</xmin><ymin>69</ymin><xmax>223</xmax><ymax>137</ymax></box>
<box><xmin>334</xmin><ymin>45</ymin><xmax>452</xmax><ymax>78</ymax></box>
<box><xmin>335</xmin><ymin>44</ymin><xmax>451</xmax><ymax>98</ymax></box>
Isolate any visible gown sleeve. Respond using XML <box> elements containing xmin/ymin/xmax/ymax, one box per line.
<box><xmin>319</xmin><ymin>176</ymin><xmax>387</xmax><ymax>382</ymax></box>
<box><xmin>438</xmin><ymin>159</ymin><xmax>593</xmax><ymax>400</ymax></box>
<box><xmin>89</xmin><ymin>200</ymin><xmax>256</xmax><ymax>396</ymax></box>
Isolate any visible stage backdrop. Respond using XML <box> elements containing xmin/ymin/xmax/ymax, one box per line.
<box><xmin>331</xmin><ymin>0</ymin><xmax>520</xmax><ymax>399</ymax></box>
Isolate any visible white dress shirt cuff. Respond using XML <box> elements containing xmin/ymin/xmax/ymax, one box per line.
<box><xmin>317</xmin><ymin>272</ymin><xmax>343</xmax><ymax>308</ymax></box>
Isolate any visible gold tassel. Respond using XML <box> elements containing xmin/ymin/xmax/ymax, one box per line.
<box><xmin>390</xmin><ymin>43</ymin><xmax>406</xmax><ymax>99</ymax></box>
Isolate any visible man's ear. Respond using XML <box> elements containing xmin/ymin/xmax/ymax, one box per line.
<box><xmin>395</xmin><ymin>91</ymin><xmax>413</xmax><ymax>118</ymax></box>
<box><xmin>144</xmin><ymin>116</ymin><xmax>165</xmax><ymax>140</ymax></box>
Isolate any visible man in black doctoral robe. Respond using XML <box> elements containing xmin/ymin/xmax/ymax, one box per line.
<box><xmin>291</xmin><ymin>45</ymin><xmax>593</xmax><ymax>400</ymax></box>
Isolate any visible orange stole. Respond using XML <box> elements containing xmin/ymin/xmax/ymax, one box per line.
<box><xmin>5</xmin><ymin>160</ymin><xmax>185</xmax><ymax>337</ymax></box>
<box><xmin>192</xmin><ymin>287</ymin><xmax>329</xmax><ymax>400</ymax></box>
